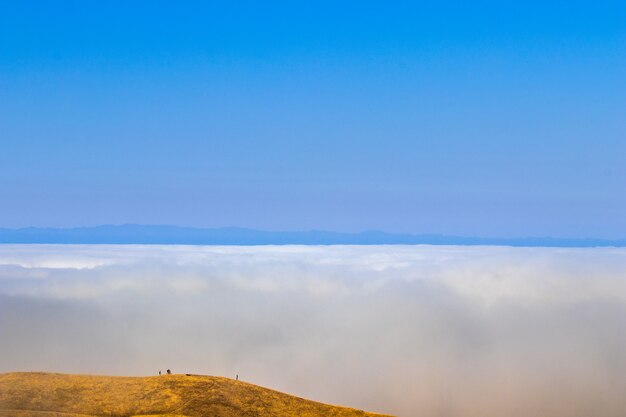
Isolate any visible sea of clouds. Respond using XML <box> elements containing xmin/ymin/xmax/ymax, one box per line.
<box><xmin>1</xmin><ymin>244</ymin><xmax>626</xmax><ymax>417</ymax></box>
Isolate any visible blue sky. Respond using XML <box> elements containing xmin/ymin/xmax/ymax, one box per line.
<box><xmin>1</xmin><ymin>1</ymin><xmax>625</xmax><ymax>237</ymax></box>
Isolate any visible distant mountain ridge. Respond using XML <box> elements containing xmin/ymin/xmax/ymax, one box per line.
<box><xmin>0</xmin><ymin>225</ymin><xmax>624</xmax><ymax>247</ymax></box>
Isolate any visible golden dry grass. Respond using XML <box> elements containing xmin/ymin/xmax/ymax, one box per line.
<box><xmin>0</xmin><ymin>372</ymin><xmax>393</xmax><ymax>417</ymax></box>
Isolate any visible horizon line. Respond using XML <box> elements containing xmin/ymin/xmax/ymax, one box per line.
<box><xmin>0</xmin><ymin>224</ymin><xmax>624</xmax><ymax>248</ymax></box>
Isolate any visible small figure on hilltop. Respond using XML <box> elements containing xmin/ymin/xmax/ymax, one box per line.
<box><xmin>167</xmin><ymin>369</ymin><xmax>172</xmax><ymax>375</ymax></box>
<box><xmin>159</xmin><ymin>370</ymin><xmax>161</xmax><ymax>376</ymax></box>
<box><xmin>236</xmin><ymin>374</ymin><xmax>239</xmax><ymax>381</ymax></box>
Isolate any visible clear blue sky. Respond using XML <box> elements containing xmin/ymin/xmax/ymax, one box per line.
<box><xmin>1</xmin><ymin>1</ymin><xmax>625</xmax><ymax>238</ymax></box>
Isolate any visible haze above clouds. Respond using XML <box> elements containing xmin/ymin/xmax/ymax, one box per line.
<box><xmin>1</xmin><ymin>244</ymin><xmax>626</xmax><ymax>417</ymax></box>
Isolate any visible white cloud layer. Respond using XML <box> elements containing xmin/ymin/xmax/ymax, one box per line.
<box><xmin>1</xmin><ymin>244</ymin><xmax>626</xmax><ymax>416</ymax></box>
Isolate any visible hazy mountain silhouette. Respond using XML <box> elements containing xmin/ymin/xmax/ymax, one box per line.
<box><xmin>0</xmin><ymin>225</ymin><xmax>624</xmax><ymax>247</ymax></box>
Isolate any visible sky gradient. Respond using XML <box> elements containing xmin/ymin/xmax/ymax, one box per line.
<box><xmin>1</xmin><ymin>1</ymin><xmax>625</xmax><ymax>237</ymax></box>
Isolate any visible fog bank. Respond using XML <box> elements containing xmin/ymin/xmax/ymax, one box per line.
<box><xmin>1</xmin><ymin>245</ymin><xmax>626</xmax><ymax>417</ymax></box>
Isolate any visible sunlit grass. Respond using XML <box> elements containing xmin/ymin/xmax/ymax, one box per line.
<box><xmin>0</xmin><ymin>372</ymin><xmax>393</xmax><ymax>417</ymax></box>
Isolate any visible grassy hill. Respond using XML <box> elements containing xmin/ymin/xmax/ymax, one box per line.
<box><xmin>0</xmin><ymin>372</ymin><xmax>393</xmax><ymax>417</ymax></box>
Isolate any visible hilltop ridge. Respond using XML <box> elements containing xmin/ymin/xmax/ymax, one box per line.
<box><xmin>0</xmin><ymin>372</ymin><xmax>393</xmax><ymax>417</ymax></box>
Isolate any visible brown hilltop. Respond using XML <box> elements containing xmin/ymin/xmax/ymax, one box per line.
<box><xmin>0</xmin><ymin>372</ymin><xmax>393</xmax><ymax>417</ymax></box>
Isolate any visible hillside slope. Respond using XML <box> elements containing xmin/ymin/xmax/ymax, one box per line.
<box><xmin>0</xmin><ymin>372</ymin><xmax>393</xmax><ymax>417</ymax></box>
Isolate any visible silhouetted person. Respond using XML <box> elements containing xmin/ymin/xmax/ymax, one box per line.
<box><xmin>159</xmin><ymin>370</ymin><xmax>161</xmax><ymax>376</ymax></box>
<box><xmin>167</xmin><ymin>369</ymin><xmax>172</xmax><ymax>375</ymax></box>
<box><xmin>236</xmin><ymin>374</ymin><xmax>238</xmax><ymax>381</ymax></box>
